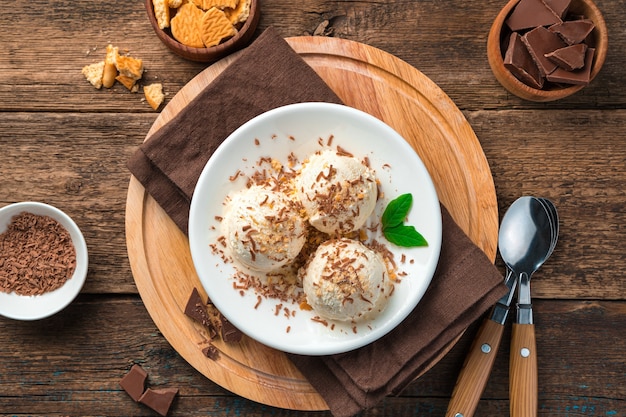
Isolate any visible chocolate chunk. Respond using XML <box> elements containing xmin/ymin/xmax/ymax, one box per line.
<box><xmin>505</xmin><ymin>0</ymin><xmax>562</xmax><ymax>31</ymax></box>
<box><xmin>543</xmin><ymin>0</ymin><xmax>571</xmax><ymax>18</ymax></box>
<box><xmin>549</xmin><ymin>19</ymin><xmax>595</xmax><ymax>45</ymax></box>
<box><xmin>504</xmin><ymin>32</ymin><xmax>544</xmax><ymax>89</ymax></box>
<box><xmin>139</xmin><ymin>387</ymin><xmax>179</xmax><ymax>416</ymax></box>
<box><xmin>522</xmin><ymin>26</ymin><xmax>568</xmax><ymax>76</ymax></box>
<box><xmin>184</xmin><ymin>287</ymin><xmax>213</xmax><ymax>329</ymax></box>
<box><xmin>220</xmin><ymin>315</ymin><xmax>243</xmax><ymax>343</ymax></box>
<box><xmin>119</xmin><ymin>364</ymin><xmax>148</xmax><ymax>402</ymax></box>
<box><xmin>202</xmin><ymin>344</ymin><xmax>220</xmax><ymax>360</ymax></box>
<box><xmin>545</xmin><ymin>43</ymin><xmax>587</xmax><ymax>70</ymax></box>
<box><xmin>546</xmin><ymin>47</ymin><xmax>595</xmax><ymax>85</ymax></box>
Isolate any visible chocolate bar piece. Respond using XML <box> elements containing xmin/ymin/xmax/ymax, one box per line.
<box><xmin>522</xmin><ymin>26</ymin><xmax>568</xmax><ymax>76</ymax></box>
<box><xmin>545</xmin><ymin>43</ymin><xmax>587</xmax><ymax>70</ymax></box>
<box><xmin>202</xmin><ymin>344</ymin><xmax>220</xmax><ymax>360</ymax></box>
<box><xmin>184</xmin><ymin>287</ymin><xmax>214</xmax><ymax>330</ymax></box>
<box><xmin>139</xmin><ymin>387</ymin><xmax>179</xmax><ymax>416</ymax></box>
<box><xmin>504</xmin><ymin>32</ymin><xmax>544</xmax><ymax>89</ymax></box>
<box><xmin>549</xmin><ymin>19</ymin><xmax>595</xmax><ymax>45</ymax></box>
<box><xmin>547</xmin><ymin>47</ymin><xmax>595</xmax><ymax>85</ymax></box>
<box><xmin>506</xmin><ymin>0</ymin><xmax>562</xmax><ymax>31</ymax></box>
<box><xmin>220</xmin><ymin>315</ymin><xmax>243</xmax><ymax>343</ymax></box>
<box><xmin>543</xmin><ymin>0</ymin><xmax>571</xmax><ymax>18</ymax></box>
<box><xmin>119</xmin><ymin>364</ymin><xmax>148</xmax><ymax>402</ymax></box>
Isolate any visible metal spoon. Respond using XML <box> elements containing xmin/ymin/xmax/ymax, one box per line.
<box><xmin>445</xmin><ymin>197</ymin><xmax>538</xmax><ymax>417</ymax></box>
<box><xmin>499</xmin><ymin>196</ymin><xmax>554</xmax><ymax>417</ymax></box>
<box><xmin>536</xmin><ymin>197</ymin><xmax>559</xmax><ymax>257</ymax></box>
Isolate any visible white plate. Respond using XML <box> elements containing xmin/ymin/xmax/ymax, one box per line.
<box><xmin>0</xmin><ymin>202</ymin><xmax>89</xmax><ymax>321</ymax></box>
<box><xmin>189</xmin><ymin>103</ymin><xmax>442</xmax><ymax>355</ymax></box>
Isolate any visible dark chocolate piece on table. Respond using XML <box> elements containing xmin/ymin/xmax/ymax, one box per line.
<box><xmin>522</xmin><ymin>26</ymin><xmax>568</xmax><ymax>76</ymax></box>
<box><xmin>545</xmin><ymin>43</ymin><xmax>587</xmax><ymax>71</ymax></box>
<box><xmin>547</xmin><ymin>47</ymin><xmax>595</xmax><ymax>85</ymax></box>
<box><xmin>504</xmin><ymin>32</ymin><xmax>544</xmax><ymax>89</ymax></box>
<box><xmin>139</xmin><ymin>387</ymin><xmax>179</xmax><ymax>417</ymax></box>
<box><xmin>119</xmin><ymin>364</ymin><xmax>148</xmax><ymax>402</ymax></box>
<box><xmin>202</xmin><ymin>344</ymin><xmax>220</xmax><ymax>360</ymax></box>
<box><xmin>543</xmin><ymin>0</ymin><xmax>571</xmax><ymax>18</ymax></box>
<box><xmin>549</xmin><ymin>19</ymin><xmax>595</xmax><ymax>45</ymax></box>
<box><xmin>505</xmin><ymin>0</ymin><xmax>562</xmax><ymax>31</ymax></box>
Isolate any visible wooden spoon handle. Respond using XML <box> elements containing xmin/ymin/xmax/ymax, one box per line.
<box><xmin>510</xmin><ymin>323</ymin><xmax>538</xmax><ymax>417</ymax></box>
<box><xmin>445</xmin><ymin>318</ymin><xmax>505</xmax><ymax>417</ymax></box>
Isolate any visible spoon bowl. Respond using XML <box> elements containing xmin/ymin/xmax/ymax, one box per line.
<box><xmin>498</xmin><ymin>196</ymin><xmax>553</xmax><ymax>278</ymax></box>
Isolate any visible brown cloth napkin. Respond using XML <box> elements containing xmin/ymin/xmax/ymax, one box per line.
<box><xmin>289</xmin><ymin>205</ymin><xmax>506</xmax><ymax>416</ymax></box>
<box><xmin>127</xmin><ymin>27</ymin><xmax>507</xmax><ymax>417</ymax></box>
<box><xmin>128</xmin><ymin>27</ymin><xmax>342</xmax><ymax>233</ymax></box>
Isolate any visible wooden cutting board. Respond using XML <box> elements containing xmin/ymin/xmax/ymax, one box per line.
<box><xmin>125</xmin><ymin>36</ymin><xmax>498</xmax><ymax>411</ymax></box>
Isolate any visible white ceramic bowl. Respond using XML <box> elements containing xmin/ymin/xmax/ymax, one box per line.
<box><xmin>0</xmin><ymin>202</ymin><xmax>88</xmax><ymax>321</ymax></box>
<box><xmin>188</xmin><ymin>102</ymin><xmax>442</xmax><ymax>355</ymax></box>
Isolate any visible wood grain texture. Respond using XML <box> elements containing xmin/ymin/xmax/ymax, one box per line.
<box><xmin>446</xmin><ymin>318</ymin><xmax>505</xmax><ymax>417</ymax></box>
<box><xmin>0</xmin><ymin>299</ymin><xmax>623</xmax><ymax>415</ymax></box>
<box><xmin>510</xmin><ymin>323</ymin><xmax>538</xmax><ymax>417</ymax></box>
<box><xmin>0</xmin><ymin>0</ymin><xmax>625</xmax><ymax>414</ymax></box>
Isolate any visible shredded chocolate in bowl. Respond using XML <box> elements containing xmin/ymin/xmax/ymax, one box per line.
<box><xmin>0</xmin><ymin>212</ymin><xmax>76</xmax><ymax>296</ymax></box>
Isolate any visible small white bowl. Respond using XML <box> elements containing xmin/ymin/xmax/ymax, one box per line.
<box><xmin>0</xmin><ymin>202</ymin><xmax>88</xmax><ymax>321</ymax></box>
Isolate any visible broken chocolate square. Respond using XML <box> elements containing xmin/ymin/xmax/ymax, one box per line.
<box><xmin>522</xmin><ymin>26</ymin><xmax>568</xmax><ymax>76</ymax></box>
<box><xmin>184</xmin><ymin>287</ymin><xmax>214</xmax><ymax>330</ymax></box>
<box><xmin>545</xmin><ymin>43</ymin><xmax>587</xmax><ymax>70</ymax></box>
<box><xmin>506</xmin><ymin>0</ymin><xmax>562</xmax><ymax>31</ymax></box>
<box><xmin>505</xmin><ymin>32</ymin><xmax>544</xmax><ymax>89</ymax></box>
<box><xmin>139</xmin><ymin>387</ymin><xmax>179</xmax><ymax>416</ymax></box>
<box><xmin>220</xmin><ymin>315</ymin><xmax>243</xmax><ymax>343</ymax></box>
<box><xmin>546</xmin><ymin>47</ymin><xmax>595</xmax><ymax>85</ymax></box>
<box><xmin>202</xmin><ymin>343</ymin><xmax>220</xmax><ymax>360</ymax></box>
<box><xmin>543</xmin><ymin>0</ymin><xmax>571</xmax><ymax>18</ymax></box>
<box><xmin>119</xmin><ymin>364</ymin><xmax>148</xmax><ymax>402</ymax></box>
<box><xmin>549</xmin><ymin>19</ymin><xmax>595</xmax><ymax>45</ymax></box>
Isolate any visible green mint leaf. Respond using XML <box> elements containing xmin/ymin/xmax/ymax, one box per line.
<box><xmin>383</xmin><ymin>224</ymin><xmax>429</xmax><ymax>247</ymax></box>
<box><xmin>381</xmin><ymin>193</ymin><xmax>413</xmax><ymax>230</ymax></box>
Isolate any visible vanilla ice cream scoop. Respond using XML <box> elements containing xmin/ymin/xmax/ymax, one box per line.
<box><xmin>301</xmin><ymin>238</ymin><xmax>392</xmax><ymax>322</ymax></box>
<box><xmin>223</xmin><ymin>186</ymin><xmax>307</xmax><ymax>273</ymax></box>
<box><xmin>296</xmin><ymin>149</ymin><xmax>378</xmax><ymax>235</ymax></box>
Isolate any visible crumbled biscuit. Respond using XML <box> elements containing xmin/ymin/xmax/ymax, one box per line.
<box><xmin>102</xmin><ymin>44</ymin><xmax>119</xmax><ymax>88</ymax></box>
<box><xmin>171</xmin><ymin>2</ymin><xmax>205</xmax><ymax>48</ymax></box>
<box><xmin>201</xmin><ymin>7</ymin><xmax>237</xmax><ymax>47</ymax></box>
<box><xmin>116</xmin><ymin>74</ymin><xmax>138</xmax><ymax>91</ymax></box>
<box><xmin>152</xmin><ymin>0</ymin><xmax>171</xmax><ymax>29</ymax></box>
<box><xmin>144</xmin><ymin>83</ymin><xmax>165</xmax><ymax>110</ymax></box>
<box><xmin>82</xmin><ymin>61</ymin><xmax>105</xmax><ymax>89</ymax></box>
<box><xmin>115</xmin><ymin>53</ymin><xmax>144</xmax><ymax>81</ymax></box>
<box><xmin>203</xmin><ymin>0</ymin><xmax>238</xmax><ymax>9</ymax></box>
<box><xmin>168</xmin><ymin>0</ymin><xmax>183</xmax><ymax>7</ymax></box>
<box><xmin>224</xmin><ymin>0</ymin><xmax>251</xmax><ymax>24</ymax></box>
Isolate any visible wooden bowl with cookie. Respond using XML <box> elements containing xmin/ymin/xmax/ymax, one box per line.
<box><xmin>146</xmin><ymin>0</ymin><xmax>260</xmax><ymax>63</ymax></box>
<box><xmin>487</xmin><ymin>0</ymin><xmax>607</xmax><ymax>102</ymax></box>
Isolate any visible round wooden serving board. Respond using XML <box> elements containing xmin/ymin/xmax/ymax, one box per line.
<box><xmin>125</xmin><ymin>36</ymin><xmax>498</xmax><ymax>411</ymax></box>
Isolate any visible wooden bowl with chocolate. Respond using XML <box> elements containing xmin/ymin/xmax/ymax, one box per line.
<box><xmin>487</xmin><ymin>0</ymin><xmax>608</xmax><ymax>102</ymax></box>
<box><xmin>145</xmin><ymin>0</ymin><xmax>260</xmax><ymax>63</ymax></box>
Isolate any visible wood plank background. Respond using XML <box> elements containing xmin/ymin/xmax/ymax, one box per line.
<box><xmin>1</xmin><ymin>0</ymin><xmax>624</xmax><ymax>415</ymax></box>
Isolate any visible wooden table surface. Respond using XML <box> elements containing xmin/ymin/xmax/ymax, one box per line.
<box><xmin>1</xmin><ymin>0</ymin><xmax>624</xmax><ymax>416</ymax></box>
